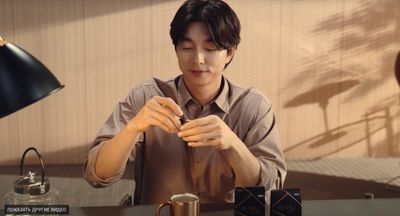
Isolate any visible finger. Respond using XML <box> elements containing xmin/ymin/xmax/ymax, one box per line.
<box><xmin>150</xmin><ymin>111</ymin><xmax>179</xmax><ymax>133</ymax></box>
<box><xmin>147</xmin><ymin>116</ymin><xmax>174</xmax><ymax>133</ymax></box>
<box><xmin>156</xmin><ymin>97</ymin><xmax>183</xmax><ymax>117</ymax></box>
<box><xmin>188</xmin><ymin>139</ymin><xmax>218</xmax><ymax>148</ymax></box>
<box><xmin>181</xmin><ymin>115</ymin><xmax>216</xmax><ymax>130</ymax></box>
<box><xmin>182</xmin><ymin>131</ymin><xmax>220</xmax><ymax>142</ymax></box>
<box><xmin>178</xmin><ymin>124</ymin><xmax>216</xmax><ymax>138</ymax></box>
<box><xmin>149</xmin><ymin>101</ymin><xmax>182</xmax><ymax>130</ymax></box>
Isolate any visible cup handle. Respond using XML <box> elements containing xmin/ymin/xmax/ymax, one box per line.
<box><xmin>155</xmin><ymin>201</ymin><xmax>172</xmax><ymax>216</ymax></box>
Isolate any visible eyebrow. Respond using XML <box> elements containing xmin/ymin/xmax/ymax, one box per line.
<box><xmin>180</xmin><ymin>36</ymin><xmax>214</xmax><ymax>43</ymax></box>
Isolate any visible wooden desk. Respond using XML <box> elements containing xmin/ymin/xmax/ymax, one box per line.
<box><xmin>2</xmin><ymin>198</ymin><xmax>400</xmax><ymax>215</ymax></box>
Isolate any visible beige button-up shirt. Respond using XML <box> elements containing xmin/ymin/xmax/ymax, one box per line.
<box><xmin>84</xmin><ymin>75</ymin><xmax>286</xmax><ymax>204</ymax></box>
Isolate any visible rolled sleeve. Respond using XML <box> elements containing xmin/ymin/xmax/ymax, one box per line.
<box><xmin>83</xmin><ymin>87</ymin><xmax>145</xmax><ymax>188</ymax></box>
<box><xmin>83</xmin><ymin>140</ymin><xmax>127</xmax><ymax>187</ymax></box>
<box><xmin>244</xmin><ymin>95</ymin><xmax>286</xmax><ymax>190</ymax></box>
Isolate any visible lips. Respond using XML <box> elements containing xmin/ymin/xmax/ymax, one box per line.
<box><xmin>189</xmin><ymin>69</ymin><xmax>207</xmax><ymax>76</ymax></box>
<box><xmin>190</xmin><ymin>69</ymin><xmax>203</xmax><ymax>73</ymax></box>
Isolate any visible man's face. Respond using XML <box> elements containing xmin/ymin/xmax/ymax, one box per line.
<box><xmin>176</xmin><ymin>22</ymin><xmax>235</xmax><ymax>89</ymax></box>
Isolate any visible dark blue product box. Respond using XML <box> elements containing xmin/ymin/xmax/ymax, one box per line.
<box><xmin>234</xmin><ymin>186</ymin><xmax>265</xmax><ymax>216</ymax></box>
<box><xmin>270</xmin><ymin>188</ymin><xmax>302</xmax><ymax>216</ymax></box>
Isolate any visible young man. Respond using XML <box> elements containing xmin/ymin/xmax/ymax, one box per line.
<box><xmin>84</xmin><ymin>0</ymin><xmax>286</xmax><ymax>204</ymax></box>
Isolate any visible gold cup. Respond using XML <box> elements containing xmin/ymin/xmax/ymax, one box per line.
<box><xmin>155</xmin><ymin>193</ymin><xmax>199</xmax><ymax>216</ymax></box>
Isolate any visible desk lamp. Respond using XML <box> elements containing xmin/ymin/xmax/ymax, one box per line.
<box><xmin>0</xmin><ymin>35</ymin><xmax>64</xmax><ymax>118</ymax></box>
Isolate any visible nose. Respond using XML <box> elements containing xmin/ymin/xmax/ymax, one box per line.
<box><xmin>193</xmin><ymin>49</ymin><xmax>205</xmax><ymax>65</ymax></box>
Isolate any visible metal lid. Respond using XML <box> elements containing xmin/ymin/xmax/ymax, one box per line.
<box><xmin>14</xmin><ymin>147</ymin><xmax>50</xmax><ymax>195</ymax></box>
<box><xmin>14</xmin><ymin>172</ymin><xmax>50</xmax><ymax>195</ymax></box>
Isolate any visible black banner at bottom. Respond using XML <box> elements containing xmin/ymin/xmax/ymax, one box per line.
<box><xmin>4</xmin><ymin>205</ymin><xmax>69</xmax><ymax>215</ymax></box>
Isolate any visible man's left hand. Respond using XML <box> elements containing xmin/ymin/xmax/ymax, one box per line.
<box><xmin>177</xmin><ymin>115</ymin><xmax>237</xmax><ymax>150</ymax></box>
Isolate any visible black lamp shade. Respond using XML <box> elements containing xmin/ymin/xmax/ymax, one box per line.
<box><xmin>0</xmin><ymin>42</ymin><xmax>64</xmax><ymax>118</ymax></box>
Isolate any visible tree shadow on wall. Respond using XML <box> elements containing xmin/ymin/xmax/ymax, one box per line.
<box><xmin>284</xmin><ymin>94</ymin><xmax>399</xmax><ymax>159</ymax></box>
<box><xmin>285</xmin><ymin>80</ymin><xmax>360</xmax><ymax>139</ymax></box>
<box><xmin>283</xmin><ymin>0</ymin><xmax>400</xmax><ymax>158</ymax></box>
<box><xmin>289</xmin><ymin>0</ymin><xmax>399</xmax><ymax>99</ymax></box>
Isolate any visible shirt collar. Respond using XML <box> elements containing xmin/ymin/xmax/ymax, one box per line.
<box><xmin>176</xmin><ymin>76</ymin><xmax>192</xmax><ymax>107</ymax></box>
<box><xmin>176</xmin><ymin>75</ymin><xmax>230</xmax><ymax>114</ymax></box>
<box><xmin>213</xmin><ymin>76</ymin><xmax>230</xmax><ymax>113</ymax></box>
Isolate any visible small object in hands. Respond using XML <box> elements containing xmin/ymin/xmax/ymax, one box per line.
<box><xmin>180</xmin><ymin>116</ymin><xmax>190</xmax><ymax>125</ymax></box>
<box><xmin>155</xmin><ymin>193</ymin><xmax>199</xmax><ymax>216</ymax></box>
<box><xmin>154</xmin><ymin>77</ymin><xmax>189</xmax><ymax>124</ymax></box>
<box><xmin>270</xmin><ymin>188</ymin><xmax>302</xmax><ymax>216</ymax></box>
<box><xmin>234</xmin><ymin>186</ymin><xmax>265</xmax><ymax>216</ymax></box>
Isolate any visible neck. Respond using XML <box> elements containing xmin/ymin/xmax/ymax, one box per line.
<box><xmin>184</xmin><ymin>77</ymin><xmax>223</xmax><ymax>105</ymax></box>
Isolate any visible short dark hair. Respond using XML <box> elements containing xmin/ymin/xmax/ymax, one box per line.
<box><xmin>170</xmin><ymin>0</ymin><xmax>241</xmax><ymax>51</ymax></box>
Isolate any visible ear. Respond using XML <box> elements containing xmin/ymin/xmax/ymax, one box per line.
<box><xmin>226</xmin><ymin>48</ymin><xmax>236</xmax><ymax>64</ymax></box>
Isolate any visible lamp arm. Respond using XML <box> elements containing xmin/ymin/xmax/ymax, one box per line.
<box><xmin>0</xmin><ymin>36</ymin><xmax>6</xmax><ymax>46</ymax></box>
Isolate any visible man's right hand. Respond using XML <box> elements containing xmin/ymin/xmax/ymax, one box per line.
<box><xmin>127</xmin><ymin>96</ymin><xmax>184</xmax><ymax>134</ymax></box>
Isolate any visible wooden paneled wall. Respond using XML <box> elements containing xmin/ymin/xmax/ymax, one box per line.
<box><xmin>0</xmin><ymin>0</ymin><xmax>399</xmax><ymax>164</ymax></box>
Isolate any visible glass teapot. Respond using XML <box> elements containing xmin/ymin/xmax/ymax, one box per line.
<box><xmin>4</xmin><ymin>147</ymin><xmax>59</xmax><ymax>206</ymax></box>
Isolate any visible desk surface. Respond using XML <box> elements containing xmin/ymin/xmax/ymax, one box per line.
<box><xmin>2</xmin><ymin>198</ymin><xmax>400</xmax><ymax>216</ymax></box>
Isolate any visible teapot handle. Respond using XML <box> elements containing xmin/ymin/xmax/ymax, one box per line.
<box><xmin>19</xmin><ymin>147</ymin><xmax>46</xmax><ymax>185</ymax></box>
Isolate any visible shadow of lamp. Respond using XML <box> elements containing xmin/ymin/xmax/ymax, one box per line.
<box><xmin>1</xmin><ymin>36</ymin><xmax>64</xmax><ymax>207</ymax></box>
<box><xmin>0</xmin><ymin>36</ymin><xmax>64</xmax><ymax>118</ymax></box>
<box><xmin>284</xmin><ymin>80</ymin><xmax>360</xmax><ymax>148</ymax></box>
